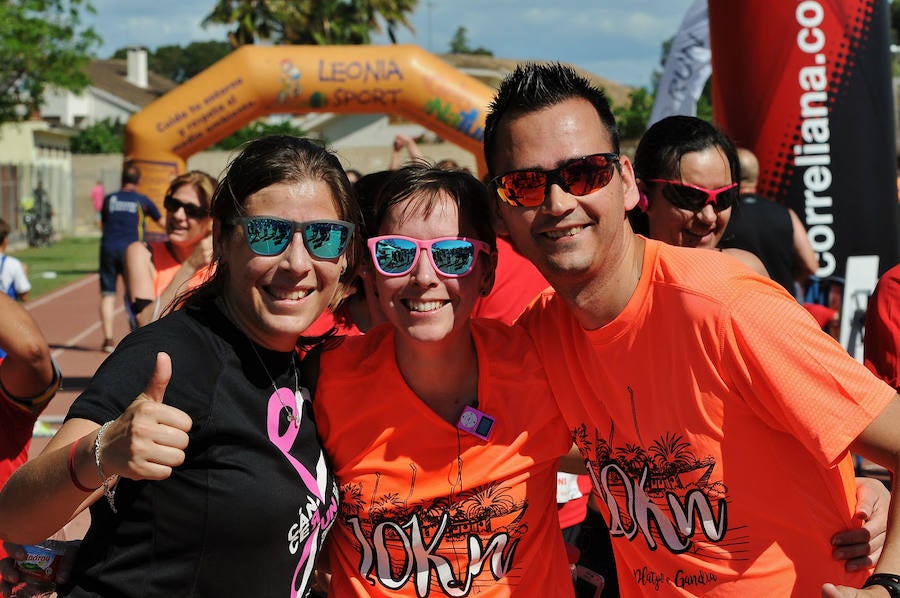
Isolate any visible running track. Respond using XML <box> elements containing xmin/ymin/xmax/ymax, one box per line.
<box><xmin>26</xmin><ymin>273</ymin><xmax>131</xmax><ymax>451</ymax></box>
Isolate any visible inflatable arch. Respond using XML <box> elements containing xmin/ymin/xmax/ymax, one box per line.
<box><xmin>124</xmin><ymin>44</ymin><xmax>495</xmax><ymax>207</ymax></box>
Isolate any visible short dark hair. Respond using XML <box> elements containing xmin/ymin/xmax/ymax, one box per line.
<box><xmin>483</xmin><ymin>63</ymin><xmax>620</xmax><ymax>175</ymax></box>
<box><xmin>371</xmin><ymin>163</ymin><xmax>496</xmax><ymax>252</ymax></box>
<box><xmin>122</xmin><ymin>163</ymin><xmax>141</xmax><ymax>186</ymax></box>
<box><xmin>633</xmin><ymin>115</ymin><xmax>739</xmax><ymax>184</ymax></box>
<box><xmin>0</xmin><ymin>218</ymin><xmax>9</xmax><ymax>245</ymax></box>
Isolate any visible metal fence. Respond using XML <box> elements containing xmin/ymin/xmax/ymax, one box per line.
<box><xmin>0</xmin><ymin>162</ymin><xmax>74</xmax><ymax>244</ymax></box>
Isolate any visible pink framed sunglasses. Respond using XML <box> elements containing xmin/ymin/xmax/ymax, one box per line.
<box><xmin>645</xmin><ymin>179</ymin><xmax>739</xmax><ymax>213</ymax></box>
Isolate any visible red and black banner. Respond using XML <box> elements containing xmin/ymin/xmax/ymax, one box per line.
<box><xmin>709</xmin><ymin>0</ymin><xmax>899</xmax><ymax>278</ymax></box>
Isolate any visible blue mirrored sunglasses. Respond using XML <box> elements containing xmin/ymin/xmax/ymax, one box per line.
<box><xmin>231</xmin><ymin>216</ymin><xmax>354</xmax><ymax>259</ymax></box>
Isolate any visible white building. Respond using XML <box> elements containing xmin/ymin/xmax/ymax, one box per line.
<box><xmin>41</xmin><ymin>48</ymin><xmax>177</xmax><ymax>128</ymax></box>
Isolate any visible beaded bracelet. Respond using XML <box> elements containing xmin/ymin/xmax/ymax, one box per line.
<box><xmin>862</xmin><ymin>573</ymin><xmax>900</xmax><ymax>598</ymax></box>
<box><xmin>94</xmin><ymin>421</ymin><xmax>119</xmax><ymax>513</ymax></box>
<box><xmin>67</xmin><ymin>439</ymin><xmax>96</xmax><ymax>492</ymax></box>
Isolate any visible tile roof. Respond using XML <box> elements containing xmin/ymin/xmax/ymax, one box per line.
<box><xmin>87</xmin><ymin>59</ymin><xmax>178</xmax><ymax>107</ymax></box>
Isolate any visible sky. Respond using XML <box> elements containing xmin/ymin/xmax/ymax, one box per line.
<box><xmin>83</xmin><ymin>0</ymin><xmax>695</xmax><ymax>89</ymax></box>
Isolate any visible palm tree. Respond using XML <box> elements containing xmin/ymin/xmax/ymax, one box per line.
<box><xmin>203</xmin><ymin>0</ymin><xmax>417</xmax><ymax>47</ymax></box>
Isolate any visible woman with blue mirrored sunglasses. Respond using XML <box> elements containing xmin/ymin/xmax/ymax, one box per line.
<box><xmin>0</xmin><ymin>135</ymin><xmax>364</xmax><ymax>597</ymax></box>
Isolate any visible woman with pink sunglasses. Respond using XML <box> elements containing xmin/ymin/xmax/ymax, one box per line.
<box><xmin>630</xmin><ymin>115</ymin><xmax>768</xmax><ymax>276</ymax></box>
<box><xmin>312</xmin><ymin>163</ymin><xmax>578</xmax><ymax>596</ymax></box>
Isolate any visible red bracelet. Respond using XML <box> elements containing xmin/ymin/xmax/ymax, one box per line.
<box><xmin>68</xmin><ymin>439</ymin><xmax>96</xmax><ymax>492</ymax></box>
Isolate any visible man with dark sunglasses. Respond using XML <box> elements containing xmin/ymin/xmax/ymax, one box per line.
<box><xmin>483</xmin><ymin>62</ymin><xmax>900</xmax><ymax>597</ymax></box>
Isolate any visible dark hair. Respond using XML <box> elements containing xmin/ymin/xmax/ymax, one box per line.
<box><xmin>371</xmin><ymin>163</ymin><xmax>496</xmax><ymax>252</ymax></box>
<box><xmin>166</xmin><ymin>170</ymin><xmax>217</xmax><ymax>212</ymax></box>
<box><xmin>633</xmin><ymin>116</ymin><xmax>739</xmax><ymax>185</ymax></box>
<box><xmin>183</xmin><ymin>135</ymin><xmax>364</xmax><ymax>312</ymax></box>
<box><xmin>630</xmin><ymin>116</ymin><xmax>740</xmax><ymax>235</ymax></box>
<box><xmin>121</xmin><ymin>163</ymin><xmax>141</xmax><ymax>187</ymax></box>
<box><xmin>0</xmin><ymin>218</ymin><xmax>8</xmax><ymax>245</ymax></box>
<box><xmin>483</xmin><ymin>63</ymin><xmax>619</xmax><ymax>175</ymax></box>
<box><xmin>353</xmin><ymin>170</ymin><xmax>393</xmax><ymax>240</ymax></box>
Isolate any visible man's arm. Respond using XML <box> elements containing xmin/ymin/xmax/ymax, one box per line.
<box><xmin>788</xmin><ymin>208</ymin><xmax>819</xmax><ymax>283</ymax></box>
<box><xmin>142</xmin><ymin>196</ymin><xmax>165</xmax><ymax>228</ymax></box>
<box><xmin>824</xmin><ymin>395</ymin><xmax>900</xmax><ymax>596</ymax></box>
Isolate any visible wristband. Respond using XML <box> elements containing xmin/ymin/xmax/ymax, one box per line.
<box><xmin>94</xmin><ymin>421</ymin><xmax>119</xmax><ymax>513</ymax></box>
<box><xmin>67</xmin><ymin>439</ymin><xmax>96</xmax><ymax>492</ymax></box>
<box><xmin>130</xmin><ymin>297</ymin><xmax>153</xmax><ymax>316</ymax></box>
<box><xmin>862</xmin><ymin>573</ymin><xmax>900</xmax><ymax>598</ymax></box>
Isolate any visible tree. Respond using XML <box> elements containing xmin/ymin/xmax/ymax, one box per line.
<box><xmin>202</xmin><ymin>0</ymin><xmax>417</xmax><ymax>47</ymax></box>
<box><xmin>113</xmin><ymin>41</ymin><xmax>232</xmax><ymax>83</ymax></box>
<box><xmin>612</xmin><ymin>87</ymin><xmax>654</xmax><ymax>141</ymax></box>
<box><xmin>448</xmin><ymin>26</ymin><xmax>493</xmax><ymax>56</ymax></box>
<box><xmin>70</xmin><ymin>118</ymin><xmax>124</xmax><ymax>153</ymax></box>
<box><xmin>0</xmin><ymin>0</ymin><xmax>100</xmax><ymax>125</ymax></box>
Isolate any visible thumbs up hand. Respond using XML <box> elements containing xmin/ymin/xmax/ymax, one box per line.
<box><xmin>99</xmin><ymin>352</ymin><xmax>193</xmax><ymax>481</ymax></box>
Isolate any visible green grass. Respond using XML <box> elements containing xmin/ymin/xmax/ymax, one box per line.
<box><xmin>9</xmin><ymin>236</ymin><xmax>99</xmax><ymax>300</ymax></box>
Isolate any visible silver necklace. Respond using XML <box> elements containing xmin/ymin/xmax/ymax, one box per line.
<box><xmin>248</xmin><ymin>342</ymin><xmax>301</xmax><ymax>428</ymax></box>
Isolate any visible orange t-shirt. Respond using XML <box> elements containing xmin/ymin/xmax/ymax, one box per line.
<box><xmin>315</xmin><ymin>320</ymin><xmax>573</xmax><ymax>597</ymax></box>
<box><xmin>517</xmin><ymin>238</ymin><xmax>896</xmax><ymax>597</ymax></box>
<box><xmin>472</xmin><ymin>236</ymin><xmax>549</xmax><ymax>326</ymax></box>
<box><xmin>148</xmin><ymin>241</ymin><xmax>215</xmax><ymax>299</ymax></box>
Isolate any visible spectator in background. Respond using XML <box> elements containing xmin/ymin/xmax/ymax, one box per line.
<box><xmin>389</xmin><ymin>133</ymin><xmax>424</xmax><ymax>170</ymax></box>
<box><xmin>98</xmin><ymin>164</ymin><xmax>163</xmax><ymax>353</ymax></box>
<box><xmin>0</xmin><ymin>218</ymin><xmax>32</xmax><ymax>362</ymax></box>
<box><xmin>0</xmin><ymin>219</ymin><xmax>30</xmax><ymax>304</ymax></box>
<box><xmin>390</xmin><ymin>133</ymin><xmax>473</xmax><ymax>174</ymax></box>
<box><xmin>629</xmin><ymin>116</ymin><xmax>768</xmax><ymax>278</ymax></box>
<box><xmin>721</xmin><ymin>147</ymin><xmax>819</xmax><ymax>297</ymax></box>
<box><xmin>864</xmin><ymin>263</ymin><xmax>900</xmax><ymax>390</ymax></box>
<box><xmin>344</xmin><ymin>168</ymin><xmax>362</xmax><ymax>185</ymax></box>
<box><xmin>90</xmin><ymin>179</ymin><xmax>105</xmax><ymax>228</ymax></box>
<box><xmin>124</xmin><ymin>171</ymin><xmax>217</xmax><ymax>329</ymax></box>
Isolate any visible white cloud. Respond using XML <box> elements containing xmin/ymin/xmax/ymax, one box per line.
<box><xmin>84</xmin><ymin>0</ymin><xmax>694</xmax><ymax>87</ymax></box>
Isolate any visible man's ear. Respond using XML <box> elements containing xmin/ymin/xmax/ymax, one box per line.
<box><xmin>490</xmin><ymin>194</ymin><xmax>510</xmax><ymax>236</ymax></box>
<box><xmin>480</xmin><ymin>249</ymin><xmax>499</xmax><ymax>297</ymax></box>
<box><xmin>619</xmin><ymin>155</ymin><xmax>641</xmax><ymax>212</ymax></box>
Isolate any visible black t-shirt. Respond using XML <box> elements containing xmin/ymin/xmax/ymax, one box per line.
<box><xmin>722</xmin><ymin>193</ymin><xmax>796</xmax><ymax>293</ymax></box>
<box><xmin>63</xmin><ymin>296</ymin><xmax>338</xmax><ymax>597</ymax></box>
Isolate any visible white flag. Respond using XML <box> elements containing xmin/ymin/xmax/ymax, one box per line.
<box><xmin>648</xmin><ymin>0</ymin><xmax>711</xmax><ymax>126</ymax></box>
